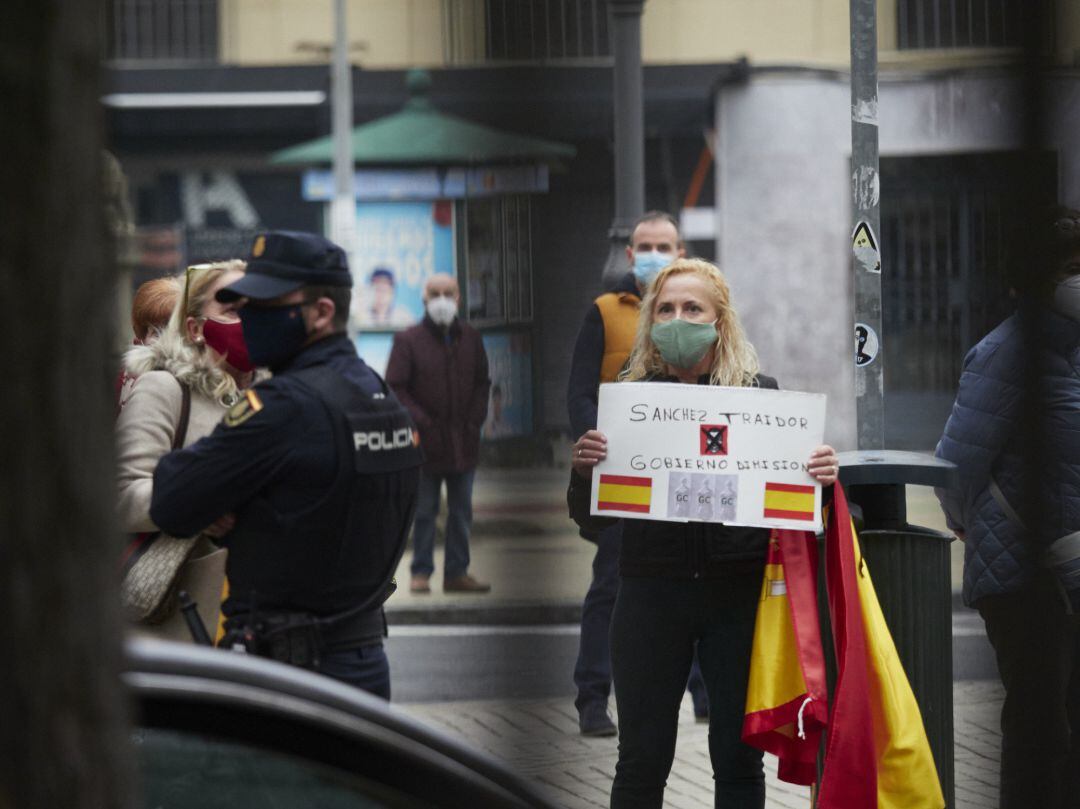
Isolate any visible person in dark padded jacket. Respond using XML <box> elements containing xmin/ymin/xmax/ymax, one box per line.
<box><xmin>569</xmin><ymin>258</ymin><xmax>838</xmax><ymax>809</ymax></box>
<box><xmin>936</xmin><ymin>207</ymin><xmax>1080</xmax><ymax>809</ymax></box>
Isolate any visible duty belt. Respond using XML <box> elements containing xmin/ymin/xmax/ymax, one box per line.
<box><xmin>220</xmin><ymin>603</ymin><xmax>387</xmax><ymax>670</ymax></box>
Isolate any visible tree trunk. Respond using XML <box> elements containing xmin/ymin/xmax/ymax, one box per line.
<box><xmin>0</xmin><ymin>3</ymin><xmax>136</xmax><ymax>808</ymax></box>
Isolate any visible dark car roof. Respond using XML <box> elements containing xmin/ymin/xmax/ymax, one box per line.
<box><xmin>124</xmin><ymin>638</ymin><xmax>558</xmax><ymax>809</ymax></box>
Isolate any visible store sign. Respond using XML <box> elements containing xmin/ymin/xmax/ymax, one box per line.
<box><xmin>131</xmin><ymin>170</ymin><xmax>319</xmax><ymax>276</ymax></box>
<box><xmin>302</xmin><ymin>165</ymin><xmax>549</xmax><ymax>202</ymax></box>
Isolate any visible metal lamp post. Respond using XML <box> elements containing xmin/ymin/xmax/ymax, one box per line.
<box><xmin>839</xmin><ymin>3</ymin><xmax>957</xmax><ymax>806</ymax></box>
<box><xmin>330</xmin><ymin>0</ymin><xmax>356</xmax><ymax>261</ymax></box>
<box><xmin>601</xmin><ymin>0</ymin><xmax>646</xmax><ymax>289</ymax></box>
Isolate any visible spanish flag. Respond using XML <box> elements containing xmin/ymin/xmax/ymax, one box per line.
<box><xmin>742</xmin><ymin>529</ymin><xmax>828</xmax><ymax>786</ymax></box>
<box><xmin>596</xmin><ymin>474</ymin><xmax>652</xmax><ymax>514</ymax></box>
<box><xmin>763</xmin><ymin>481</ymin><xmax>816</xmax><ymax>521</ymax></box>
<box><xmin>743</xmin><ymin>486</ymin><xmax>944</xmax><ymax>809</ymax></box>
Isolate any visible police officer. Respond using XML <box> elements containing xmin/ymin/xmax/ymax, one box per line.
<box><xmin>150</xmin><ymin>231</ymin><xmax>421</xmax><ymax>699</ymax></box>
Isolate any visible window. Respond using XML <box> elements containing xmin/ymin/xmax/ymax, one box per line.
<box><xmin>464</xmin><ymin>196</ymin><xmax>532</xmax><ymax>325</ymax></box>
<box><xmin>105</xmin><ymin>0</ymin><xmax>219</xmax><ymax>63</ymax></box>
<box><xmin>484</xmin><ymin>0</ymin><xmax>610</xmax><ymax>61</ymax></box>
<box><xmin>134</xmin><ymin>728</ymin><xmax>409</xmax><ymax>808</ymax></box>
<box><xmin>897</xmin><ymin>0</ymin><xmax>1023</xmax><ymax>50</ymax></box>
<box><xmin>878</xmin><ymin>152</ymin><xmax>1056</xmax><ymax>448</ymax></box>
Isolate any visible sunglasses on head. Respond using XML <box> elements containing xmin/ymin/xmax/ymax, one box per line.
<box><xmin>181</xmin><ymin>264</ymin><xmax>217</xmax><ymax>318</ymax></box>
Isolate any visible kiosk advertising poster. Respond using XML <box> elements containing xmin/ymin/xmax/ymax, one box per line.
<box><xmin>481</xmin><ymin>331</ymin><xmax>533</xmax><ymax>440</ymax></box>
<box><xmin>351</xmin><ymin>201</ymin><xmax>455</xmax><ymax>331</ymax></box>
<box><xmin>591</xmin><ymin>383</ymin><xmax>827</xmax><ymax>532</ymax></box>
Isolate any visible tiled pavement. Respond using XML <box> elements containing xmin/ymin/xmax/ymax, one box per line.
<box><xmin>953</xmin><ymin>681</ymin><xmax>1006</xmax><ymax>809</ymax></box>
<box><xmin>403</xmin><ymin>681</ymin><xmax>1004</xmax><ymax>809</ymax></box>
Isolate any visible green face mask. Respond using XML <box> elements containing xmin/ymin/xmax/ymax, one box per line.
<box><xmin>650</xmin><ymin>318</ymin><xmax>718</xmax><ymax>370</ymax></box>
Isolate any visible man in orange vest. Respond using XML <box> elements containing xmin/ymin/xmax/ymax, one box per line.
<box><xmin>567</xmin><ymin>211</ymin><xmax>696</xmax><ymax>736</ymax></box>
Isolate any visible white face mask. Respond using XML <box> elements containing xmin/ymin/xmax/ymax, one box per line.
<box><xmin>1053</xmin><ymin>276</ymin><xmax>1080</xmax><ymax>322</ymax></box>
<box><xmin>426</xmin><ymin>295</ymin><xmax>458</xmax><ymax>326</ymax></box>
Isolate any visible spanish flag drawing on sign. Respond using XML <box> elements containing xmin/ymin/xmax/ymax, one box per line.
<box><xmin>763</xmin><ymin>481</ymin><xmax>816</xmax><ymax>521</ymax></box>
<box><xmin>597</xmin><ymin>474</ymin><xmax>652</xmax><ymax>514</ymax></box>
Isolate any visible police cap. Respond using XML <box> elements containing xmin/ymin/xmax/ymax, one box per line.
<box><xmin>217</xmin><ymin>231</ymin><xmax>352</xmax><ymax>302</ymax></box>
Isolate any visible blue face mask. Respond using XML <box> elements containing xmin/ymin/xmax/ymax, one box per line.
<box><xmin>238</xmin><ymin>303</ymin><xmax>309</xmax><ymax>369</ymax></box>
<box><xmin>632</xmin><ymin>250</ymin><xmax>675</xmax><ymax>287</ymax></box>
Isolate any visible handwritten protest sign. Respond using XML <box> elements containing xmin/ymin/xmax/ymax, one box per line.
<box><xmin>590</xmin><ymin>382</ymin><xmax>827</xmax><ymax>532</ymax></box>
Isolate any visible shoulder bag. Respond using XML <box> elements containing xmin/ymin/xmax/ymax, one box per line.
<box><xmin>119</xmin><ymin>381</ymin><xmax>202</xmax><ymax>624</ymax></box>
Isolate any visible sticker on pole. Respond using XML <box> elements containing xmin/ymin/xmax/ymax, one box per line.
<box><xmin>590</xmin><ymin>382</ymin><xmax>826</xmax><ymax>532</ymax></box>
<box><xmin>852</xmin><ymin>221</ymin><xmax>881</xmax><ymax>274</ymax></box>
<box><xmin>852</xmin><ymin>166</ymin><xmax>880</xmax><ymax>209</ymax></box>
<box><xmin>852</xmin><ymin>97</ymin><xmax>879</xmax><ymax>126</ymax></box>
<box><xmin>855</xmin><ymin>323</ymin><xmax>879</xmax><ymax>367</ymax></box>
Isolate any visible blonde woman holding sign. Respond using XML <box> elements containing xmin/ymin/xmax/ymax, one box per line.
<box><xmin>569</xmin><ymin>258</ymin><xmax>838</xmax><ymax>809</ymax></box>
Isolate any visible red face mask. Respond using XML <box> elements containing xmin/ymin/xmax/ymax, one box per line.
<box><xmin>201</xmin><ymin>317</ymin><xmax>254</xmax><ymax>373</ymax></box>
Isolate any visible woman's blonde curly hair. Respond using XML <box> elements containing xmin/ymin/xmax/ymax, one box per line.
<box><xmin>154</xmin><ymin>260</ymin><xmax>247</xmax><ymax>404</ymax></box>
<box><xmin>621</xmin><ymin>257</ymin><xmax>760</xmax><ymax>388</ymax></box>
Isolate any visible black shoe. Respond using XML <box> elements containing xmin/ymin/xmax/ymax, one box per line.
<box><xmin>579</xmin><ymin>704</ymin><xmax>617</xmax><ymax>737</ymax></box>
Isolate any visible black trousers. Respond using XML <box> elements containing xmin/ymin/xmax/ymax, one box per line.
<box><xmin>978</xmin><ymin>572</ymin><xmax>1080</xmax><ymax>809</ymax></box>
<box><xmin>575</xmin><ymin>526</ymin><xmax>710</xmax><ymax>719</ymax></box>
<box><xmin>610</xmin><ymin>574</ymin><xmax>764</xmax><ymax>809</ymax></box>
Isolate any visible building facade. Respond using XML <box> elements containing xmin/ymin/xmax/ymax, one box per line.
<box><xmin>105</xmin><ymin>0</ymin><xmax>1080</xmax><ymax>451</ymax></box>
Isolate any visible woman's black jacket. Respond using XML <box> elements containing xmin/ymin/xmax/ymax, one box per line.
<box><xmin>567</xmin><ymin>373</ymin><xmax>778</xmax><ymax>580</ymax></box>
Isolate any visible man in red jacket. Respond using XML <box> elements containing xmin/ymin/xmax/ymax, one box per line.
<box><xmin>386</xmin><ymin>273</ymin><xmax>492</xmax><ymax>593</ymax></box>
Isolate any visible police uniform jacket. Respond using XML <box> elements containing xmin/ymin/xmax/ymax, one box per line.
<box><xmin>151</xmin><ymin>333</ymin><xmax>413</xmax><ymax>622</ymax></box>
<box><xmin>568</xmin><ymin>372</ymin><xmax>778</xmax><ymax>580</ymax></box>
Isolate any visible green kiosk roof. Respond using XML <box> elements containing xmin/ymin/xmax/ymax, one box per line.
<box><xmin>271</xmin><ymin>69</ymin><xmax>576</xmax><ymax>167</ymax></box>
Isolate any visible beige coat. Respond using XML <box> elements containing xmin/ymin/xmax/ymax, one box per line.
<box><xmin>116</xmin><ymin>370</ymin><xmax>231</xmax><ymax>533</ymax></box>
<box><xmin>116</xmin><ymin>334</ymin><xmax>240</xmax><ymax>642</ymax></box>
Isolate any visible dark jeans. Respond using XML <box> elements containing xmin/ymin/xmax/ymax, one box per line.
<box><xmin>318</xmin><ymin>642</ymin><xmax>391</xmax><ymax>701</ymax></box>
<box><xmin>610</xmin><ymin>575</ymin><xmax>764</xmax><ymax>809</ymax></box>
<box><xmin>978</xmin><ymin>572</ymin><xmax>1080</xmax><ymax>809</ymax></box>
<box><xmin>410</xmin><ymin>469</ymin><xmax>475</xmax><ymax>579</ymax></box>
<box><xmin>574</xmin><ymin>525</ymin><xmax>709</xmax><ymax>719</ymax></box>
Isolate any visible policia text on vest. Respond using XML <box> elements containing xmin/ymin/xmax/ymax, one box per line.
<box><xmin>354</xmin><ymin>427</ymin><xmax>419</xmax><ymax>452</ymax></box>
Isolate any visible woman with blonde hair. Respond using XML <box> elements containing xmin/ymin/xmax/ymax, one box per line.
<box><xmin>570</xmin><ymin>258</ymin><xmax>839</xmax><ymax>809</ymax></box>
<box><xmin>116</xmin><ymin>260</ymin><xmax>255</xmax><ymax>640</ymax></box>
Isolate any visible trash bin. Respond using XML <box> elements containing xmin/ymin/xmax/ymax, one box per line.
<box><xmin>838</xmin><ymin>449</ymin><xmax>958</xmax><ymax>808</ymax></box>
